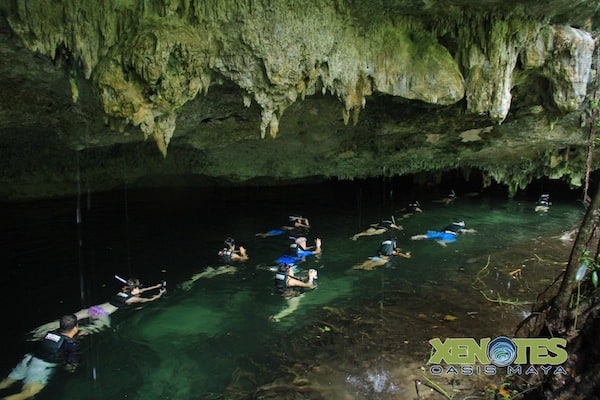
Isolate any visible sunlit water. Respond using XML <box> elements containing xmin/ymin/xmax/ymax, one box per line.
<box><xmin>0</xmin><ymin>181</ymin><xmax>585</xmax><ymax>399</ymax></box>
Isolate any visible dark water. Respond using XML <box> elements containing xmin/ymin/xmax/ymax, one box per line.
<box><xmin>0</xmin><ymin>180</ymin><xmax>585</xmax><ymax>399</ymax></box>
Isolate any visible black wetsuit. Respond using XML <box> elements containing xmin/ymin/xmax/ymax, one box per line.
<box><xmin>376</xmin><ymin>220</ymin><xmax>395</xmax><ymax>230</ymax></box>
<box><xmin>443</xmin><ymin>223</ymin><xmax>463</xmax><ymax>235</ymax></box>
<box><xmin>219</xmin><ymin>247</ymin><xmax>234</xmax><ymax>263</ymax></box>
<box><xmin>109</xmin><ymin>291</ymin><xmax>134</xmax><ymax>308</ymax></box>
<box><xmin>274</xmin><ymin>265</ymin><xmax>291</xmax><ymax>293</ymax></box>
<box><xmin>274</xmin><ymin>265</ymin><xmax>305</xmax><ymax>296</ymax></box>
<box><xmin>407</xmin><ymin>202</ymin><xmax>421</xmax><ymax>213</ymax></box>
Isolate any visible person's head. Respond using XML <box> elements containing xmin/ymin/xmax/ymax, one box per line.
<box><xmin>126</xmin><ymin>278</ymin><xmax>141</xmax><ymax>288</ymax></box>
<box><xmin>295</xmin><ymin>237</ymin><xmax>307</xmax><ymax>247</ymax></box>
<box><xmin>123</xmin><ymin>278</ymin><xmax>142</xmax><ymax>293</ymax></box>
<box><xmin>224</xmin><ymin>237</ymin><xmax>235</xmax><ymax>248</ymax></box>
<box><xmin>59</xmin><ymin>314</ymin><xmax>78</xmax><ymax>333</ymax></box>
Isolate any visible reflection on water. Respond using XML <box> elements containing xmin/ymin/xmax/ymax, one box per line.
<box><xmin>0</xmin><ymin>182</ymin><xmax>585</xmax><ymax>399</ymax></box>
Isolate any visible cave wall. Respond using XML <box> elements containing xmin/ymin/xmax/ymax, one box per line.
<box><xmin>0</xmin><ymin>1</ymin><xmax>600</xmax><ymax>200</ymax></box>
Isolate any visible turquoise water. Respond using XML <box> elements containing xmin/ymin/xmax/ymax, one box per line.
<box><xmin>0</xmin><ymin>181</ymin><xmax>585</xmax><ymax>399</ymax></box>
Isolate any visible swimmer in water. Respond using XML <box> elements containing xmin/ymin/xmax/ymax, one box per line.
<box><xmin>399</xmin><ymin>201</ymin><xmax>423</xmax><ymax>219</ymax></box>
<box><xmin>353</xmin><ymin>238</ymin><xmax>412</xmax><ymax>270</ymax></box>
<box><xmin>534</xmin><ymin>194</ymin><xmax>551</xmax><ymax>212</ymax></box>
<box><xmin>256</xmin><ymin>215</ymin><xmax>311</xmax><ymax>237</ymax></box>
<box><xmin>218</xmin><ymin>237</ymin><xmax>249</xmax><ymax>263</ymax></box>
<box><xmin>433</xmin><ymin>189</ymin><xmax>456</xmax><ymax>205</ymax></box>
<box><xmin>270</xmin><ymin>266</ymin><xmax>318</xmax><ymax>322</ymax></box>
<box><xmin>350</xmin><ymin>217</ymin><xmax>402</xmax><ymax>240</ymax></box>
<box><xmin>29</xmin><ymin>278</ymin><xmax>166</xmax><ymax>340</ymax></box>
<box><xmin>179</xmin><ymin>265</ymin><xmax>238</xmax><ymax>291</ymax></box>
<box><xmin>411</xmin><ymin>220</ymin><xmax>476</xmax><ymax>246</ymax></box>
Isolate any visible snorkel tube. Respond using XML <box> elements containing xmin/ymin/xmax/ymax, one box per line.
<box><xmin>114</xmin><ymin>275</ymin><xmax>128</xmax><ymax>284</ymax></box>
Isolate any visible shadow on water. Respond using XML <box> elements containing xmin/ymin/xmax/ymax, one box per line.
<box><xmin>0</xmin><ymin>181</ymin><xmax>585</xmax><ymax>399</ymax></box>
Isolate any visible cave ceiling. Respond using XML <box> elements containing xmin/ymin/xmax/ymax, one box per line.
<box><xmin>1</xmin><ymin>0</ymin><xmax>600</xmax><ymax>200</ymax></box>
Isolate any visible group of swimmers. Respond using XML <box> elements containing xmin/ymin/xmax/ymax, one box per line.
<box><xmin>5</xmin><ymin>278</ymin><xmax>167</xmax><ymax>400</ymax></box>
<box><xmin>5</xmin><ymin>192</ymin><xmax>553</xmax><ymax>399</ymax></box>
<box><xmin>351</xmin><ymin>192</ymin><xmax>552</xmax><ymax>272</ymax></box>
<box><xmin>350</xmin><ymin>192</ymin><xmax>489</xmax><ymax>270</ymax></box>
<box><xmin>217</xmin><ymin>214</ymin><xmax>324</xmax><ymax>322</ymax></box>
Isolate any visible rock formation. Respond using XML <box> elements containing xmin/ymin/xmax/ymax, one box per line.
<box><xmin>0</xmin><ymin>0</ymin><xmax>599</xmax><ymax>199</ymax></box>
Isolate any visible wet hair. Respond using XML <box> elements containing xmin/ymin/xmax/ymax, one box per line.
<box><xmin>59</xmin><ymin>314</ymin><xmax>78</xmax><ymax>332</ymax></box>
<box><xmin>126</xmin><ymin>278</ymin><xmax>141</xmax><ymax>287</ymax></box>
<box><xmin>123</xmin><ymin>278</ymin><xmax>142</xmax><ymax>292</ymax></box>
<box><xmin>277</xmin><ymin>264</ymin><xmax>292</xmax><ymax>273</ymax></box>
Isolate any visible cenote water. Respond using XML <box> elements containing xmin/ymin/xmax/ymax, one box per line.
<box><xmin>0</xmin><ymin>180</ymin><xmax>586</xmax><ymax>399</ymax></box>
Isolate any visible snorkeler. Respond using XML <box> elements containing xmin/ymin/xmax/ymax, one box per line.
<box><xmin>256</xmin><ymin>215</ymin><xmax>311</xmax><ymax>238</ymax></box>
<box><xmin>28</xmin><ymin>277</ymin><xmax>166</xmax><ymax>340</ymax></box>
<box><xmin>433</xmin><ymin>189</ymin><xmax>457</xmax><ymax>205</ymax></box>
<box><xmin>270</xmin><ymin>266</ymin><xmax>318</xmax><ymax>322</ymax></box>
<box><xmin>400</xmin><ymin>201</ymin><xmax>423</xmax><ymax>219</ymax></box>
<box><xmin>276</xmin><ymin>236</ymin><xmax>322</xmax><ymax>265</ymax></box>
<box><xmin>179</xmin><ymin>266</ymin><xmax>238</xmax><ymax>291</ymax></box>
<box><xmin>1</xmin><ymin>314</ymin><xmax>81</xmax><ymax>400</ymax></box>
<box><xmin>534</xmin><ymin>193</ymin><xmax>551</xmax><ymax>212</ymax></box>
<box><xmin>410</xmin><ymin>220</ymin><xmax>476</xmax><ymax>246</ymax></box>
<box><xmin>291</xmin><ymin>236</ymin><xmax>321</xmax><ymax>256</ymax></box>
<box><xmin>218</xmin><ymin>237</ymin><xmax>249</xmax><ymax>263</ymax></box>
<box><xmin>274</xmin><ymin>265</ymin><xmax>318</xmax><ymax>293</ymax></box>
<box><xmin>353</xmin><ymin>237</ymin><xmax>412</xmax><ymax>270</ymax></box>
<box><xmin>350</xmin><ymin>217</ymin><xmax>402</xmax><ymax>240</ymax></box>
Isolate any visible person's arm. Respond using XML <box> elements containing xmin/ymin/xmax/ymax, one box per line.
<box><xmin>295</xmin><ymin>218</ymin><xmax>310</xmax><ymax>228</ymax></box>
<box><xmin>233</xmin><ymin>246</ymin><xmax>249</xmax><ymax>261</ymax></box>
<box><xmin>311</xmin><ymin>238</ymin><xmax>322</xmax><ymax>254</ymax></box>
<box><xmin>127</xmin><ymin>288</ymin><xmax>166</xmax><ymax>304</ymax></box>
<box><xmin>138</xmin><ymin>283</ymin><xmax>163</xmax><ymax>294</ymax></box>
<box><xmin>288</xmin><ymin>279</ymin><xmax>314</xmax><ymax>288</ymax></box>
<box><xmin>394</xmin><ymin>250</ymin><xmax>412</xmax><ymax>259</ymax></box>
<box><xmin>287</xmin><ymin>270</ymin><xmax>317</xmax><ymax>288</ymax></box>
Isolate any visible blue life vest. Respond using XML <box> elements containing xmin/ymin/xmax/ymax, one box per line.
<box><xmin>276</xmin><ymin>254</ymin><xmax>302</xmax><ymax>265</ymax></box>
<box><xmin>425</xmin><ymin>231</ymin><xmax>458</xmax><ymax>243</ymax></box>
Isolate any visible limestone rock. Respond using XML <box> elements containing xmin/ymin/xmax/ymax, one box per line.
<box><xmin>0</xmin><ymin>1</ymin><xmax>598</xmax><ymax>199</ymax></box>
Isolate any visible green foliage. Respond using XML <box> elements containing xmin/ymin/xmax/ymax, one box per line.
<box><xmin>580</xmin><ymin>250</ymin><xmax>600</xmax><ymax>288</ymax></box>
